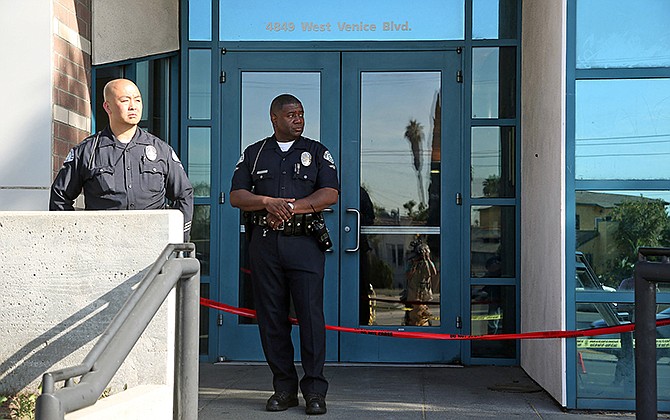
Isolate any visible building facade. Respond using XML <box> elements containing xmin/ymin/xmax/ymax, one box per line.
<box><xmin>1</xmin><ymin>0</ymin><xmax>669</xmax><ymax>412</ymax></box>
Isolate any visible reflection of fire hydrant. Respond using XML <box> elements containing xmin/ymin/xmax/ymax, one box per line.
<box><xmin>405</xmin><ymin>239</ymin><xmax>437</xmax><ymax>326</ymax></box>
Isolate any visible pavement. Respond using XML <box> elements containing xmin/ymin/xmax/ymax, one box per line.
<box><xmin>198</xmin><ymin>362</ymin><xmax>653</xmax><ymax>419</ymax></box>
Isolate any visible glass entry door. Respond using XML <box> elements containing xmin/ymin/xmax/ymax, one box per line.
<box><xmin>218</xmin><ymin>49</ymin><xmax>462</xmax><ymax>363</ymax></box>
<box><xmin>339</xmin><ymin>51</ymin><xmax>462</xmax><ymax>362</ymax></box>
<box><xmin>218</xmin><ymin>52</ymin><xmax>341</xmax><ymax>361</ymax></box>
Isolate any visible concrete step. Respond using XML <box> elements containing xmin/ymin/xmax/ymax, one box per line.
<box><xmin>65</xmin><ymin>385</ymin><xmax>171</xmax><ymax>420</ymax></box>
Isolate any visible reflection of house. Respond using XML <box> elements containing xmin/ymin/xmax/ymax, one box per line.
<box><xmin>575</xmin><ymin>191</ymin><xmax>664</xmax><ymax>275</ymax></box>
<box><xmin>471</xmin><ymin>206</ymin><xmax>514</xmax><ymax>277</ymax></box>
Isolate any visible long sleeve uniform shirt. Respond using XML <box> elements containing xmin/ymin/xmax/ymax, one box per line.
<box><xmin>50</xmin><ymin>127</ymin><xmax>194</xmax><ymax>240</ymax></box>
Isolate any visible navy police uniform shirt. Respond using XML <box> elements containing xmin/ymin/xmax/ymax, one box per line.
<box><xmin>231</xmin><ymin>135</ymin><xmax>339</xmax><ymax>199</ymax></box>
<box><xmin>50</xmin><ymin>127</ymin><xmax>194</xmax><ymax>240</ymax></box>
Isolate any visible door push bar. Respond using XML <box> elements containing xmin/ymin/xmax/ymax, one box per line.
<box><xmin>345</xmin><ymin>208</ymin><xmax>361</xmax><ymax>253</ymax></box>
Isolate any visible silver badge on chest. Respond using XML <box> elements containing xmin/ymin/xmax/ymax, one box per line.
<box><xmin>301</xmin><ymin>151</ymin><xmax>312</xmax><ymax>166</ymax></box>
<box><xmin>145</xmin><ymin>145</ymin><xmax>158</xmax><ymax>161</ymax></box>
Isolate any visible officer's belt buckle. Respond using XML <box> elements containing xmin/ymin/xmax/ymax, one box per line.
<box><xmin>275</xmin><ymin>221</ymin><xmax>285</xmax><ymax>231</ymax></box>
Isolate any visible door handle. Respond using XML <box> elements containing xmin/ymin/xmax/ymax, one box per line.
<box><xmin>345</xmin><ymin>208</ymin><xmax>361</xmax><ymax>252</ymax></box>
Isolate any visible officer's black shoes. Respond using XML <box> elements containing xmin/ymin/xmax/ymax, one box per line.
<box><xmin>304</xmin><ymin>393</ymin><xmax>327</xmax><ymax>415</ymax></box>
<box><xmin>265</xmin><ymin>391</ymin><xmax>299</xmax><ymax>411</ymax></box>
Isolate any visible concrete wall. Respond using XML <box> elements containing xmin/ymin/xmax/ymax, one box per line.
<box><xmin>520</xmin><ymin>0</ymin><xmax>568</xmax><ymax>406</ymax></box>
<box><xmin>92</xmin><ymin>0</ymin><xmax>179</xmax><ymax>65</ymax></box>
<box><xmin>0</xmin><ymin>1</ymin><xmax>53</xmax><ymax>210</ymax></box>
<box><xmin>0</xmin><ymin>210</ymin><xmax>183</xmax><ymax>397</ymax></box>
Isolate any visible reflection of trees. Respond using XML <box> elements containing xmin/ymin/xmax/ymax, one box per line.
<box><xmin>193</xmin><ymin>182</ymin><xmax>209</xmax><ymax>198</ymax></box>
<box><xmin>403</xmin><ymin>200</ymin><xmax>428</xmax><ymax>222</ymax></box>
<box><xmin>600</xmin><ymin>199</ymin><xmax>670</xmax><ymax>287</ymax></box>
<box><xmin>190</xmin><ymin>182</ymin><xmax>211</xmax><ymax>275</ymax></box>
<box><xmin>190</xmin><ymin>183</ymin><xmax>211</xmax><ymax>243</ymax></box>
<box><xmin>483</xmin><ymin>175</ymin><xmax>500</xmax><ymax>197</ymax></box>
<box><xmin>404</xmin><ymin>119</ymin><xmax>426</xmax><ymax>205</ymax></box>
<box><xmin>367</xmin><ymin>235</ymin><xmax>393</xmax><ymax>289</ymax></box>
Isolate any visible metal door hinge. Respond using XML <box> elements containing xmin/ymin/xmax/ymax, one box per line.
<box><xmin>456</xmin><ymin>70</ymin><xmax>463</xmax><ymax>83</ymax></box>
<box><xmin>217</xmin><ymin>313</ymin><xmax>224</xmax><ymax>326</ymax></box>
<box><xmin>219</xmin><ymin>192</ymin><xmax>226</xmax><ymax>204</ymax></box>
<box><xmin>221</xmin><ymin>48</ymin><xmax>227</xmax><ymax>55</ymax></box>
<box><xmin>455</xmin><ymin>192</ymin><xmax>462</xmax><ymax>205</ymax></box>
<box><xmin>220</xmin><ymin>71</ymin><xmax>226</xmax><ymax>83</ymax></box>
<box><xmin>456</xmin><ymin>316</ymin><xmax>462</xmax><ymax>329</ymax></box>
<box><xmin>456</xmin><ymin>46</ymin><xmax>462</xmax><ymax>54</ymax></box>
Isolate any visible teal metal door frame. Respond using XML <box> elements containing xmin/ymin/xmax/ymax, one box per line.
<box><xmin>218</xmin><ymin>51</ymin><xmax>341</xmax><ymax>361</ymax></box>
<box><xmin>339</xmin><ymin>50</ymin><xmax>463</xmax><ymax>363</ymax></box>
<box><xmin>218</xmin><ymin>48</ymin><xmax>463</xmax><ymax>363</ymax></box>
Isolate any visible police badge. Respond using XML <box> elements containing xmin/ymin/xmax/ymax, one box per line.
<box><xmin>301</xmin><ymin>151</ymin><xmax>312</xmax><ymax>166</ymax></box>
<box><xmin>145</xmin><ymin>145</ymin><xmax>158</xmax><ymax>161</ymax></box>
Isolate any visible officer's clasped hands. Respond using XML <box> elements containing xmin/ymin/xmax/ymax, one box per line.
<box><xmin>266</xmin><ymin>198</ymin><xmax>295</xmax><ymax>229</ymax></box>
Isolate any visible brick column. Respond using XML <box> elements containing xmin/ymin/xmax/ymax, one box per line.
<box><xmin>52</xmin><ymin>0</ymin><xmax>92</xmax><ymax>180</ymax></box>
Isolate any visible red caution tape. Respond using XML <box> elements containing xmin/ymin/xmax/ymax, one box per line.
<box><xmin>200</xmin><ymin>297</ymin><xmax>670</xmax><ymax>341</ymax></box>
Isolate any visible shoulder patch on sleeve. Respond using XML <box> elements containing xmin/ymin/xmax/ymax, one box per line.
<box><xmin>64</xmin><ymin>149</ymin><xmax>75</xmax><ymax>164</ymax></box>
<box><xmin>323</xmin><ymin>150</ymin><xmax>334</xmax><ymax>165</ymax></box>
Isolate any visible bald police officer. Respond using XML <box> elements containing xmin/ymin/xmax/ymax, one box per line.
<box><xmin>230</xmin><ymin>94</ymin><xmax>339</xmax><ymax>415</ymax></box>
<box><xmin>50</xmin><ymin>78</ymin><xmax>193</xmax><ymax>241</ymax></box>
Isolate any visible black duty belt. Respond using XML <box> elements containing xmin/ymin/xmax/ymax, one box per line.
<box><xmin>249</xmin><ymin>212</ymin><xmax>320</xmax><ymax>236</ymax></box>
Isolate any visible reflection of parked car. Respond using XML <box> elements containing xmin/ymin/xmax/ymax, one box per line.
<box><xmin>575</xmin><ymin>252</ymin><xmax>618</xmax><ymax>317</ymax></box>
<box><xmin>590</xmin><ymin>307</ymin><xmax>670</xmax><ymax>360</ymax></box>
<box><xmin>575</xmin><ymin>252</ymin><xmax>616</xmax><ymax>292</ymax></box>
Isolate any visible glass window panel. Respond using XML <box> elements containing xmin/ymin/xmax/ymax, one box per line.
<box><xmin>361</xmin><ymin>233</ymin><xmax>440</xmax><ymax>327</ymax></box>
<box><xmin>471</xmin><ymin>205</ymin><xmax>515</xmax><ymax>278</ymax></box>
<box><xmin>575</xmin><ymin>79</ymin><xmax>670</xmax><ymax>180</ymax></box>
<box><xmin>241</xmin><ymin>72</ymin><xmax>320</xmax><ymax>149</ymax></box>
<box><xmin>188</xmin><ymin>50</ymin><xmax>211</xmax><ymax>120</ymax></box>
<box><xmin>192</xmin><ymin>205</ymin><xmax>210</xmax><ymax>276</ymax></box>
<box><xmin>472</xmin><ymin>47</ymin><xmax>516</xmax><ymax>119</ymax></box>
<box><xmin>361</xmin><ymin>72</ymin><xmax>441</xmax><ymax>227</ymax></box>
<box><xmin>149</xmin><ymin>59</ymin><xmax>171</xmax><ymax>140</ymax></box>
<box><xmin>471</xmin><ymin>285</ymin><xmax>516</xmax><ymax>358</ymax></box>
<box><xmin>135</xmin><ymin>59</ymin><xmax>170</xmax><ymax>139</ymax></box>
<box><xmin>576</xmin><ymin>0</ymin><xmax>670</xmax><ymax>69</ymax></box>
<box><xmin>188</xmin><ymin>127</ymin><xmax>211</xmax><ymax>197</ymax></box>
<box><xmin>189</xmin><ymin>0</ymin><xmax>212</xmax><ymax>41</ymax></box>
<box><xmin>473</xmin><ymin>0</ymin><xmax>517</xmax><ymax>40</ymax></box>
<box><xmin>471</xmin><ymin>126</ymin><xmax>515</xmax><ymax>198</ymax></box>
<box><xmin>575</xmin><ymin>190</ymin><xmax>670</xmax><ymax>293</ymax></box>
<box><xmin>136</xmin><ymin>60</ymin><xmax>149</xmax><ymax>122</ymax></box>
<box><xmin>576</xmin><ymin>302</ymin><xmax>670</xmax><ymax>400</ymax></box>
<box><xmin>200</xmin><ymin>283</ymin><xmax>209</xmax><ymax>355</ymax></box>
<box><xmin>220</xmin><ymin>0</ymin><xmax>464</xmax><ymax>41</ymax></box>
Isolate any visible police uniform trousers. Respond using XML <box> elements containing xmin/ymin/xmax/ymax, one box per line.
<box><xmin>249</xmin><ymin>228</ymin><xmax>329</xmax><ymax>397</ymax></box>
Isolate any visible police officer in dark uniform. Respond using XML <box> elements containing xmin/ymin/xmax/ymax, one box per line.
<box><xmin>50</xmin><ymin>79</ymin><xmax>193</xmax><ymax>241</ymax></box>
<box><xmin>230</xmin><ymin>94</ymin><xmax>338</xmax><ymax>415</ymax></box>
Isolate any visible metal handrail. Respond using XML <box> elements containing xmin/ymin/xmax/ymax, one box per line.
<box><xmin>634</xmin><ymin>247</ymin><xmax>670</xmax><ymax>420</ymax></box>
<box><xmin>35</xmin><ymin>243</ymin><xmax>200</xmax><ymax>420</ymax></box>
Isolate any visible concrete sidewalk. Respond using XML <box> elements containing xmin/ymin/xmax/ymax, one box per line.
<box><xmin>198</xmin><ymin>363</ymin><xmax>646</xmax><ymax>419</ymax></box>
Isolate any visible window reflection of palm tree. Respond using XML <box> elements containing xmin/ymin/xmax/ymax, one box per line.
<box><xmin>404</xmin><ymin>119</ymin><xmax>425</xmax><ymax>205</ymax></box>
